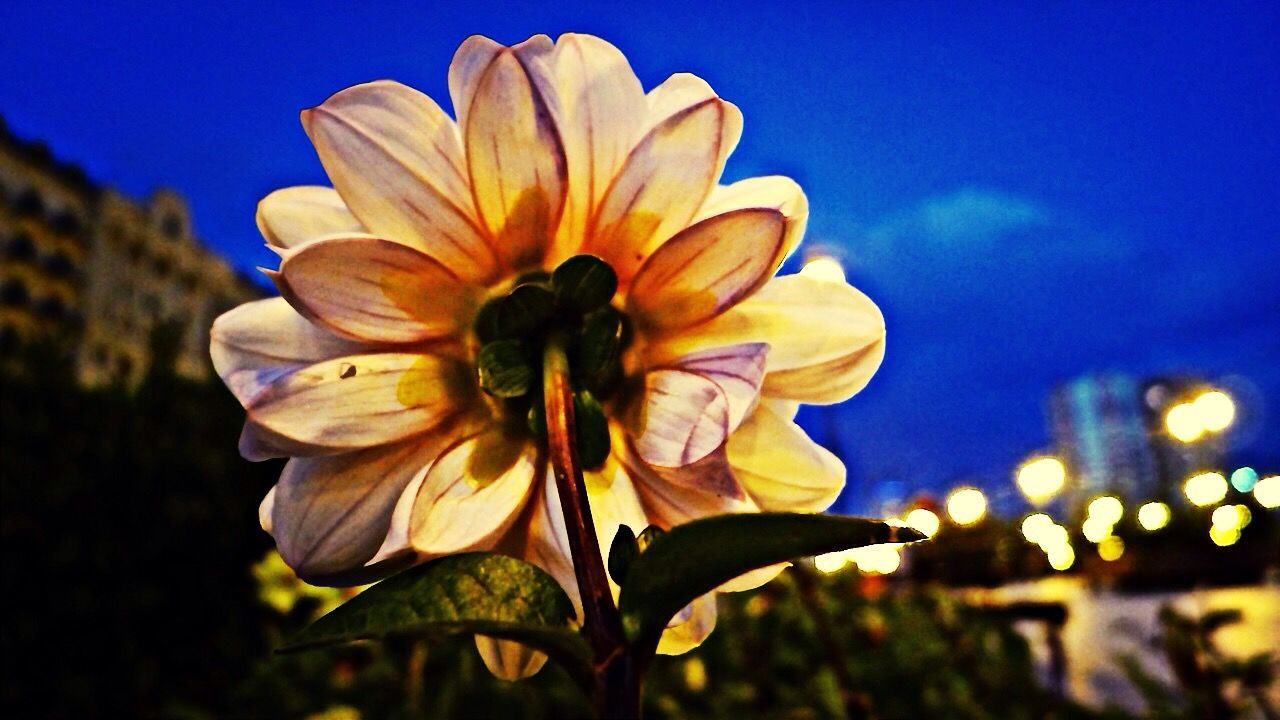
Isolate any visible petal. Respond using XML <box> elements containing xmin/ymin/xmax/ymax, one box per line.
<box><xmin>475</xmin><ymin>636</ymin><xmax>548</xmax><ymax>680</ymax></box>
<box><xmin>666</xmin><ymin>343</ymin><xmax>768</xmax><ymax>434</ymax></box>
<box><xmin>727</xmin><ymin>401</ymin><xmax>846</xmax><ymax>512</ymax></box>
<box><xmin>521</xmin><ymin>475</ymin><xmax>581</xmax><ymax>616</ymax></box>
<box><xmin>632</xmin><ymin>369</ymin><xmax>729</xmax><ymax>468</ymax></box>
<box><xmin>301</xmin><ymin>80</ymin><xmax>498</xmax><ymax>282</ymax></box>
<box><xmin>627</xmin><ymin>209</ymin><xmax>786</xmax><ymax>332</ymax></box>
<box><xmin>247</xmin><ymin>352</ymin><xmax>472</xmax><ymax>449</ymax></box>
<box><xmin>210</xmin><ymin>297</ymin><xmax>367</xmax><ymax>407</ymax></box>
<box><xmin>695</xmin><ymin>176</ymin><xmax>808</xmax><ymax>266</ymax></box>
<box><xmin>625</xmin><ymin>445</ymin><xmax>754</xmax><ymax>524</ymax></box>
<box><xmin>583</xmin><ymin>447</ymin><xmax>651</xmax><ymax>582</ymax></box>
<box><xmin>269</xmin><ymin>436</ymin><xmax>452</xmax><ymax>585</ymax></box>
<box><xmin>587</xmin><ymin>97</ymin><xmax>740</xmax><ymax>281</ymax></box>
<box><xmin>404</xmin><ymin>428</ymin><xmax>537</xmax><ymax>556</ymax></box>
<box><xmin>255</xmin><ymin>186</ymin><xmax>362</xmax><ymax>249</ymax></box>
<box><xmin>449</xmin><ymin>35</ymin><xmax>505</xmax><ymax>134</ymax></box>
<box><xmin>277</xmin><ymin>236</ymin><xmax>480</xmax><ymax>343</ymax></box>
<box><xmin>548</xmin><ymin>33</ymin><xmax>646</xmax><ymax>262</ymax></box>
<box><xmin>258</xmin><ymin>486</ymin><xmax>276</xmax><ymax>533</ymax></box>
<box><xmin>650</xmin><ymin>274</ymin><xmax>886</xmax><ymax>404</ymax></box>
<box><xmin>464</xmin><ymin>43</ymin><xmax>567</xmax><ymax>270</ymax></box>
<box><xmin>238</xmin><ymin>419</ymin><xmax>347</xmax><ymax>461</ymax></box>
<box><xmin>656</xmin><ymin>593</ymin><xmax>717</xmax><ymax>656</ymax></box>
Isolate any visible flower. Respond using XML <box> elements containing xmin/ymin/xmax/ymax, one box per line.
<box><xmin>211</xmin><ymin>33</ymin><xmax>884</xmax><ymax>676</ymax></box>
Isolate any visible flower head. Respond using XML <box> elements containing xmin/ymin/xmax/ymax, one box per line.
<box><xmin>212</xmin><ymin>33</ymin><xmax>884</xmax><ymax>673</ymax></box>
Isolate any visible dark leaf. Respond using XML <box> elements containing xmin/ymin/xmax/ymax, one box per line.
<box><xmin>552</xmin><ymin>254</ymin><xmax>617</xmax><ymax>313</ymax></box>
<box><xmin>473</xmin><ymin>298</ymin><xmax>503</xmax><ymax>344</ymax></box>
<box><xmin>573</xmin><ymin>389</ymin><xmax>610</xmax><ymax>469</ymax></box>
<box><xmin>617</xmin><ymin>513</ymin><xmax>925</xmax><ymax>643</ymax></box>
<box><xmin>497</xmin><ymin>284</ymin><xmax>555</xmax><ymax>338</ymax></box>
<box><xmin>572</xmin><ymin>307</ymin><xmax>624</xmax><ymax>395</ymax></box>
<box><xmin>608</xmin><ymin>525</ymin><xmax>639</xmax><ymax>585</ymax></box>
<box><xmin>477</xmin><ymin>340</ymin><xmax>534</xmax><ymax>398</ymax></box>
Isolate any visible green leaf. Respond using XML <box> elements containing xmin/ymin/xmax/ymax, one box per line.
<box><xmin>279</xmin><ymin>553</ymin><xmax>592</xmax><ymax>683</ymax></box>
<box><xmin>616</xmin><ymin>513</ymin><xmax>926</xmax><ymax>643</ymax></box>
<box><xmin>572</xmin><ymin>308</ymin><xmax>624</xmax><ymax>395</ymax></box>
<box><xmin>573</xmin><ymin>389</ymin><xmax>610</xmax><ymax>469</ymax></box>
<box><xmin>497</xmin><ymin>284</ymin><xmax>555</xmax><ymax>338</ymax></box>
<box><xmin>608</xmin><ymin>525</ymin><xmax>639</xmax><ymax>585</ymax></box>
<box><xmin>477</xmin><ymin>340</ymin><xmax>534</xmax><ymax>398</ymax></box>
<box><xmin>552</xmin><ymin>254</ymin><xmax>618</xmax><ymax>313</ymax></box>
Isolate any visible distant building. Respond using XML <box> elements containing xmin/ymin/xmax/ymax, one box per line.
<box><xmin>1138</xmin><ymin>375</ymin><xmax>1226</xmax><ymax>500</ymax></box>
<box><xmin>0</xmin><ymin>117</ymin><xmax>262</xmax><ymax>385</ymax></box>
<box><xmin>1048</xmin><ymin>374</ymin><xmax>1160</xmax><ymax>513</ymax></box>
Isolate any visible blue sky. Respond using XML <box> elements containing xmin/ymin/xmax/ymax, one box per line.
<box><xmin>3</xmin><ymin>1</ymin><xmax>1277</xmax><ymax>511</ymax></box>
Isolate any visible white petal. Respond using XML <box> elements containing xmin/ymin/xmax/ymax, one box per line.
<box><xmin>256</xmin><ymin>186</ymin><xmax>363</xmax><ymax>249</ymax></box>
<box><xmin>475</xmin><ymin>636</ymin><xmax>548</xmax><ymax>680</ymax></box>
<box><xmin>278</xmin><ymin>235</ymin><xmax>479</xmax><ymax>343</ymax></box>
<box><xmin>301</xmin><ymin>80</ymin><xmax>498</xmax><ymax>282</ymax></box>
<box><xmin>666</xmin><ymin>343</ymin><xmax>768</xmax><ymax>434</ymax></box>
<box><xmin>626</xmin><ymin>446</ymin><xmax>754</xmax><ymax>526</ymax></box>
<box><xmin>258</xmin><ymin>486</ymin><xmax>276</xmax><ymax>533</ymax></box>
<box><xmin>210</xmin><ymin>297</ymin><xmax>367</xmax><ymax>407</ymax></box>
<box><xmin>656</xmin><ymin>593</ymin><xmax>717</xmax><ymax>656</ymax></box>
<box><xmin>632</xmin><ymin>369</ymin><xmax>728</xmax><ymax>468</ymax></box>
<box><xmin>627</xmin><ymin>209</ymin><xmax>786</xmax><ymax>332</ymax></box>
<box><xmin>695</xmin><ymin>176</ymin><xmax>808</xmax><ymax>265</ymax></box>
<box><xmin>727</xmin><ymin>401</ymin><xmax>846</xmax><ymax>512</ymax></box>
<box><xmin>246</xmin><ymin>352</ymin><xmax>472</xmax><ymax>449</ymax></box>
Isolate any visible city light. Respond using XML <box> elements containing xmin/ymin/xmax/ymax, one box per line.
<box><xmin>1165</xmin><ymin>403</ymin><xmax>1204</xmax><ymax>442</ymax></box>
<box><xmin>1016</xmin><ymin>456</ymin><xmax>1066</xmax><ymax>504</ymax></box>
<box><xmin>1230</xmin><ymin>466</ymin><xmax>1259</xmax><ymax>493</ymax></box>
<box><xmin>814</xmin><ymin>551</ymin><xmax>848</xmax><ymax>574</ymax></box>
<box><xmin>1183</xmin><ymin>471</ymin><xmax>1228</xmax><ymax>507</ymax></box>
<box><xmin>1020</xmin><ymin>513</ymin><xmax>1054</xmax><ymax>543</ymax></box>
<box><xmin>799</xmin><ymin>255</ymin><xmax>846</xmax><ymax>284</ymax></box>
<box><xmin>1211</xmin><ymin>504</ymin><xmax>1251</xmax><ymax>532</ymax></box>
<box><xmin>1255</xmin><ymin>475</ymin><xmax>1280</xmax><ymax>509</ymax></box>
<box><xmin>945</xmin><ymin>487</ymin><xmax>987</xmax><ymax>526</ymax></box>
<box><xmin>1137</xmin><ymin>501</ymin><xmax>1171</xmax><ymax>531</ymax></box>
<box><xmin>904</xmin><ymin>508</ymin><xmax>941</xmax><ymax>538</ymax></box>
<box><xmin>847</xmin><ymin>545</ymin><xmax>903</xmax><ymax>574</ymax></box>
<box><xmin>1086</xmin><ymin>495</ymin><xmax>1123</xmax><ymax>525</ymax></box>
<box><xmin>1047</xmin><ymin>544</ymin><xmax>1075</xmax><ymax>571</ymax></box>
<box><xmin>1193</xmin><ymin>390</ymin><xmax>1236</xmax><ymax>432</ymax></box>
<box><xmin>1037</xmin><ymin>523</ymin><xmax>1070</xmax><ymax>551</ymax></box>
<box><xmin>1098</xmin><ymin>536</ymin><xmax>1125</xmax><ymax>562</ymax></box>
<box><xmin>1082</xmin><ymin>516</ymin><xmax>1114</xmax><ymax>543</ymax></box>
<box><xmin>1209</xmin><ymin>525</ymin><xmax>1241</xmax><ymax>547</ymax></box>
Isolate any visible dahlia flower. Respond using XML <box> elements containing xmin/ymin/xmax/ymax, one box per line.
<box><xmin>211</xmin><ymin>33</ymin><xmax>884</xmax><ymax>677</ymax></box>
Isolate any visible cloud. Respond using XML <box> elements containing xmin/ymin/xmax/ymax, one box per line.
<box><xmin>866</xmin><ymin>188</ymin><xmax>1049</xmax><ymax>247</ymax></box>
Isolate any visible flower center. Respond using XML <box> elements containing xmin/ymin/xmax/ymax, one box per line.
<box><xmin>472</xmin><ymin>255</ymin><xmax>629</xmax><ymax>468</ymax></box>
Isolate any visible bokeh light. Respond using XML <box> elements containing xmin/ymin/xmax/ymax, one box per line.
<box><xmin>1137</xmin><ymin>501</ymin><xmax>1171</xmax><ymax>531</ymax></box>
<box><xmin>1047</xmin><ymin>544</ymin><xmax>1075</xmax><ymax>571</ymax></box>
<box><xmin>1097</xmin><ymin>536</ymin><xmax>1125</xmax><ymax>562</ymax></box>
<box><xmin>904</xmin><ymin>508</ymin><xmax>941</xmax><ymax>538</ymax></box>
<box><xmin>1209</xmin><ymin>525</ymin><xmax>1241</xmax><ymax>547</ymax></box>
<box><xmin>1165</xmin><ymin>403</ymin><xmax>1204</xmax><ymax>442</ymax></box>
<box><xmin>799</xmin><ymin>255</ymin><xmax>846</xmax><ymax>284</ymax></box>
<box><xmin>847</xmin><ymin>545</ymin><xmax>903</xmax><ymax>574</ymax></box>
<box><xmin>1230</xmin><ymin>466</ymin><xmax>1259</xmax><ymax>492</ymax></box>
<box><xmin>946</xmin><ymin>487</ymin><xmax>987</xmax><ymax>526</ymax></box>
<box><xmin>1082</xmin><ymin>516</ymin><xmax>1114</xmax><ymax>543</ymax></box>
<box><xmin>1211</xmin><ymin>504</ymin><xmax>1251</xmax><ymax>532</ymax></box>
<box><xmin>1193</xmin><ymin>390</ymin><xmax>1235</xmax><ymax>432</ymax></box>
<box><xmin>1086</xmin><ymin>495</ymin><xmax>1123</xmax><ymax>525</ymax></box>
<box><xmin>1037</xmin><ymin>524</ymin><xmax>1071</xmax><ymax>551</ymax></box>
<box><xmin>814</xmin><ymin>551</ymin><xmax>848</xmax><ymax>574</ymax></box>
<box><xmin>1183</xmin><ymin>471</ymin><xmax>1228</xmax><ymax>507</ymax></box>
<box><xmin>1020</xmin><ymin>513</ymin><xmax>1054</xmax><ymax>543</ymax></box>
<box><xmin>1016</xmin><ymin>456</ymin><xmax>1066</xmax><ymax>504</ymax></box>
<box><xmin>1255</xmin><ymin>475</ymin><xmax>1280</xmax><ymax>509</ymax></box>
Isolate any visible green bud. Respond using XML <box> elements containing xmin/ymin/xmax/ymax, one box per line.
<box><xmin>573</xmin><ymin>307</ymin><xmax>625</xmax><ymax>395</ymax></box>
<box><xmin>477</xmin><ymin>340</ymin><xmax>534</xmax><ymax>398</ymax></box>
<box><xmin>514</xmin><ymin>269</ymin><xmax>552</xmax><ymax>287</ymax></box>
<box><xmin>473</xmin><ymin>298</ymin><xmax>503</xmax><ymax>344</ymax></box>
<box><xmin>637</xmin><ymin>525</ymin><xmax>665</xmax><ymax>552</ymax></box>
<box><xmin>573</xmin><ymin>389</ymin><xmax>610</xmax><ymax>470</ymax></box>
<box><xmin>526</xmin><ymin>401</ymin><xmax>546</xmax><ymax>440</ymax></box>
<box><xmin>497</xmin><ymin>283</ymin><xmax>555</xmax><ymax>339</ymax></box>
<box><xmin>552</xmin><ymin>254</ymin><xmax>618</xmax><ymax>313</ymax></box>
<box><xmin>608</xmin><ymin>525</ymin><xmax>639</xmax><ymax>585</ymax></box>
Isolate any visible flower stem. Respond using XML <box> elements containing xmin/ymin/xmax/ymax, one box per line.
<box><xmin>542</xmin><ymin>334</ymin><xmax>639</xmax><ymax>718</ymax></box>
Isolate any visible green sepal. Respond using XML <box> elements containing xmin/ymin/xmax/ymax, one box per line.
<box><xmin>477</xmin><ymin>340</ymin><xmax>534</xmax><ymax>398</ymax></box>
<box><xmin>573</xmin><ymin>307</ymin><xmax>624</xmax><ymax>395</ymax></box>
<box><xmin>637</xmin><ymin>525</ymin><xmax>665</xmax><ymax>552</ymax></box>
<box><xmin>497</xmin><ymin>283</ymin><xmax>555</xmax><ymax>339</ymax></box>
<box><xmin>526</xmin><ymin>401</ymin><xmax>546</xmax><ymax>440</ymax></box>
<box><xmin>278</xmin><ymin>553</ymin><xmax>592</xmax><ymax>687</ymax></box>
<box><xmin>616</xmin><ymin>513</ymin><xmax>927</xmax><ymax>644</ymax></box>
<box><xmin>552</xmin><ymin>254</ymin><xmax>618</xmax><ymax>313</ymax></box>
<box><xmin>514</xmin><ymin>269</ymin><xmax>552</xmax><ymax>287</ymax></box>
<box><xmin>473</xmin><ymin>298</ymin><xmax>503</xmax><ymax>344</ymax></box>
<box><xmin>573</xmin><ymin>389</ymin><xmax>610</xmax><ymax>469</ymax></box>
<box><xmin>608</xmin><ymin>525</ymin><xmax>639</xmax><ymax>585</ymax></box>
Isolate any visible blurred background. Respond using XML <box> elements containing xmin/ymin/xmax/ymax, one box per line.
<box><xmin>1</xmin><ymin>1</ymin><xmax>1276</xmax><ymax>718</ymax></box>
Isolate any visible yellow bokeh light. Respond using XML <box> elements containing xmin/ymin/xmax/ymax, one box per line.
<box><xmin>847</xmin><ymin>545</ymin><xmax>903</xmax><ymax>574</ymax></box>
<box><xmin>799</xmin><ymin>255</ymin><xmax>846</xmax><ymax>284</ymax></box>
<box><xmin>814</xmin><ymin>551</ymin><xmax>848</xmax><ymax>574</ymax></box>
<box><xmin>1184</xmin><ymin>471</ymin><xmax>1228</xmax><ymax>507</ymax></box>
<box><xmin>1016</xmin><ymin>456</ymin><xmax>1066</xmax><ymax>504</ymax></box>
<box><xmin>1020</xmin><ymin>513</ymin><xmax>1054</xmax><ymax>543</ymax></box>
<box><xmin>1193</xmin><ymin>390</ymin><xmax>1236</xmax><ymax>433</ymax></box>
<box><xmin>1037</xmin><ymin>523</ymin><xmax>1071</xmax><ymax>551</ymax></box>
<box><xmin>1211</xmin><ymin>504</ymin><xmax>1251</xmax><ymax>531</ymax></box>
<box><xmin>1137</xmin><ymin>501</ymin><xmax>1171</xmax><ymax>531</ymax></box>
<box><xmin>1047</xmin><ymin>543</ymin><xmax>1075</xmax><ymax>571</ymax></box>
<box><xmin>904</xmin><ymin>508</ymin><xmax>941</xmax><ymax>538</ymax></box>
<box><xmin>1255</xmin><ymin>475</ymin><xmax>1280</xmax><ymax>509</ymax></box>
<box><xmin>1209</xmin><ymin>525</ymin><xmax>1241</xmax><ymax>547</ymax></box>
<box><xmin>946</xmin><ymin>487</ymin><xmax>987</xmax><ymax>526</ymax></box>
<box><xmin>1165</xmin><ymin>403</ymin><xmax>1204</xmax><ymax>442</ymax></box>
<box><xmin>1082</xmin><ymin>515</ymin><xmax>1114</xmax><ymax>543</ymax></box>
<box><xmin>1086</xmin><ymin>495</ymin><xmax>1124</xmax><ymax>525</ymax></box>
<box><xmin>1098</xmin><ymin>536</ymin><xmax>1125</xmax><ymax>562</ymax></box>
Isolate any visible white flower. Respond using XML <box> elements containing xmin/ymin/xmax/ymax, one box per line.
<box><xmin>211</xmin><ymin>33</ymin><xmax>884</xmax><ymax>675</ymax></box>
